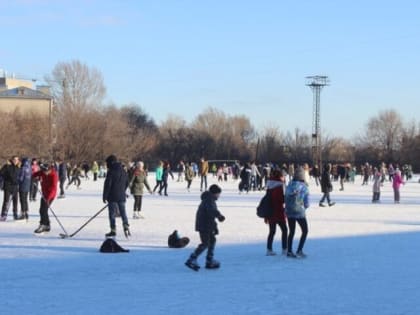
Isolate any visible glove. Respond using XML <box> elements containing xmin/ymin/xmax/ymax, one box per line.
<box><xmin>218</xmin><ymin>215</ymin><xmax>225</xmax><ymax>222</ymax></box>
<box><xmin>103</xmin><ymin>199</ymin><xmax>107</xmax><ymax>204</ymax></box>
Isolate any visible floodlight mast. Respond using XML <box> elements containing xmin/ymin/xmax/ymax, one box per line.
<box><xmin>306</xmin><ymin>75</ymin><xmax>329</xmax><ymax>172</ymax></box>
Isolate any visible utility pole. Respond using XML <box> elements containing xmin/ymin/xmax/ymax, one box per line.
<box><xmin>306</xmin><ymin>75</ymin><xmax>329</xmax><ymax>172</ymax></box>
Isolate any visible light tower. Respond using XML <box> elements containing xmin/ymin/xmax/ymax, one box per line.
<box><xmin>306</xmin><ymin>75</ymin><xmax>329</xmax><ymax>171</ymax></box>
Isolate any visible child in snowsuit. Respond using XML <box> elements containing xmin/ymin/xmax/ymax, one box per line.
<box><xmin>392</xmin><ymin>170</ymin><xmax>404</xmax><ymax>204</ymax></box>
<box><xmin>185</xmin><ymin>184</ymin><xmax>225</xmax><ymax>270</ymax></box>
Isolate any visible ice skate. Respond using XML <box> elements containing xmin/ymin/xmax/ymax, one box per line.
<box><xmin>123</xmin><ymin>224</ymin><xmax>131</xmax><ymax>238</ymax></box>
<box><xmin>34</xmin><ymin>225</ymin><xmax>50</xmax><ymax>234</ymax></box>
<box><xmin>185</xmin><ymin>258</ymin><xmax>200</xmax><ymax>271</ymax></box>
<box><xmin>296</xmin><ymin>251</ymin><xmax>307</xmax><ymax>259</ymax></box>
<box><xmin>205</xmin><ymin>259</ymin><xmax>220</xmax><ymax>269</ymax></box>
<box><xmin>105</xmin><ymin>229</ymin><xmax>116</xmax><ymax>238</ymax></box>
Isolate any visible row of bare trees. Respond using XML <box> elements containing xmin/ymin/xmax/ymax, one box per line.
<box><xmin>1</xmin><ymin>60</ymin><xmax>419</xmax><ymax>171</ymax></box>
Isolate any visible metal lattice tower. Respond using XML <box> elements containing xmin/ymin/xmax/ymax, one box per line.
<box><xmin>306</xmin><ymin>75</ymin><xmax>329</xmax><ymax>170</ymax></box>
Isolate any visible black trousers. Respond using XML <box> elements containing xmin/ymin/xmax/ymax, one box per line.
<box><xmin>19</xmin><ymin>191</ymin><xmax>29</xmax><ymax>213</ymax></box>
<box><xmin>1</xmin><ymin>189</ymin><xmax>18</xmax><ymax>217</ymax></box>
<box><xmin>288</xmin><ymin>218</ymin><xmax>308</xmax><ymax>253</ymax></box>
<box><xmin>159</xmin><ymin>180</ymin><xmax>168</xmax><ymax>195</ymax></box>
<box><xmin>267</xmin><ymin>221</ymin><xmax>288</xmax><ymax>251</ymax></box>
<box><xmin>68</xmin><ymin>176</ymin><xmax>81</xmax><ymax>187</ymax></box>
<box><xmin>186</xmin><ymin>180</ymin><xmax>192</xmax><ymax>189</ymax></box>
<box><xmin>39</xmin><ymin>198</ymin><xmax>50</xmax><ymax>226</ymax></box>
<box><xmin>320</xmin><ymin>192</ymin><xmax>331</xmax><ymax>204</ymax></box>
<box><xmin>153</xmin><ymin>180</ymin><xmax>162</xmax><ymax>192</ymax></box>
<box><xmin>30</xmin><ymin>179</ymin><xmax>39</xmax><ymax>200</ymax></box>
<box><xmin>191</xmin><ymin>232</ymin><xmax>216</xmax><ymax>262</ymax></box>
<box><xmin>133</xmin><ymin>195</ymin><xmax>143</xmax><ymax>212</ymax></box>
<box><xmin>59</xmin><ymin>178</ymin><xmax>66</xmax><ymax>196</ymax></box>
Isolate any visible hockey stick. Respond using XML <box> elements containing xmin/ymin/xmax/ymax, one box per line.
<box><xmin>38</xmin><ymin>189</ymin><xmax>69</xmax><ymax>237</ymax></box>
<box><xmin>60</xmin><ymin>205</ymin><xmax>108</xmax><ymax>239</ymax></box>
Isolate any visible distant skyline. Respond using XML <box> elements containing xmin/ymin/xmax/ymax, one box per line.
<box><xmin>1</xmin><ymin>0</ymin><xmax>420</xmax><ymax>138</ymax></box>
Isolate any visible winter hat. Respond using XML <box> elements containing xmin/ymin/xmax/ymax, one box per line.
<box><xmin>293</xmin><ymin>167</ymin><xmax>305</xmax><ymax>182</ymax></box>
<box><xmin>209</xmin><ymin>184</ymin><xmax>222</xmax><ymax>194</ymax></box>
<box><xmin>40</xmin><ymin>163</ymin><xmax>50</xmax><ymax>171</ymax></box>
<box><xmin>105</xmin><ymin>155</ymin><xmax>117</xmax><ymax>168</ymax></box>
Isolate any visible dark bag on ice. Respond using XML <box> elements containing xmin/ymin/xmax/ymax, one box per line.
<box><xmin>99</xmin><ymin>238</ymin><xmax>129</xmax><ymax>253</ymax></box>
<box><xmin>168</xmin><ymin>230</ymin><xmax>190</xmax><ymax>248</ymax></box>
<box><xmin>256</xmin><ymin>190</ymin><xmax>274</xmax><ymax>218</ymax></box>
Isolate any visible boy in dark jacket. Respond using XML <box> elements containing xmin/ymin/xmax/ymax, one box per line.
<box><xmin>319</xmin><ymin>163</ymin><xmax>335</xmax><ymax>207</ymax></box>
<box><xmin>103</xmin><ymin>155</ymin><xmax>130</xmax><ymax>238</ymax></box>
<box><xmin>185</xmin><ymin>184</ymin><xmax>225</xmax><ymax>271</ymax></box>
<box><xmin>0</xmin><ymin>156</ymin><xmax>20</xmax><ymax>221</ymax></box>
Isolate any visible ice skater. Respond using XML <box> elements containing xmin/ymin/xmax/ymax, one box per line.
<box><xmin>285</xmin><ymin>168</ymin><xmax>310</xmax><ymax>258</ymax></box>
<box><xmin>185</xmin><ymin>184</ymin><xmax>225</xmax><ymax>271</ymax></box>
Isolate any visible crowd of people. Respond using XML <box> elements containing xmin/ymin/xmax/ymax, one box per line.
<box><xmin>0</xmin><ymin>154</ymin><xmax>416</xmax><ymax>270</ymax></box>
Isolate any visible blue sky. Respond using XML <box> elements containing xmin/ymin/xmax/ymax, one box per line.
<box><xmin>1</xmin><ymin>0</ymin><xmax>419</xmax><ymax>138</ymax></box>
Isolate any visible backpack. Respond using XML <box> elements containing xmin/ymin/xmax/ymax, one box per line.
<box><xmin>256</xmin><ymin>190</ymin><xmax>274</xmax><ymax>218</ymax></box>
<box><xmin>285</xmin><ymin>187</ymin><xmax>305</xmax><ymax>216</ymax></box>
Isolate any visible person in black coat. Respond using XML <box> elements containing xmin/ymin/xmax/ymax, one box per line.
<box><xmin>158</xmin><ymin>161</ymin><xmax>174</xmax><ymax>196</ymax></box>
<box><xmin>337</xmin><ymin>164</ymin><xmax>347</xmax><ymax>191</ymax></box>
<box><xmin>57</xmin><ymin>157</ymin><xmax>67</xmax><ymax>198</ymax></box>
<box><xmin>0</xmin><ymin>156</ymin><xmax>21</xmax><ymax>221</ymax></box>
<box><xmin>185</xmin><ymin>184</ymin><xmax>225</xmax><ymax>270</ymax></box>
<box><xmin>102</xmin><ymin>155</ymin><xmax>130</xmax><ymax>237</ymax></box>
<box><xmin>319</xmin><ymin>163</ymin><xmax>335</xmax><ymax>207</ymax></box>
<box><xmin>18</xmin><ymin>158</ymin><xmax>32</xmax><ymax>220</ymax></box>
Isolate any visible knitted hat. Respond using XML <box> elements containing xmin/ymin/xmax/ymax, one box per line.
<box><xmin>209</xmin><ymin>184</ymin><xmax>222</xmax><ymax>194</ymax></box>
<box><xmin>293</xmin><ymin>167</ymin><xmax>305</xmax><ymax>182</ymax></box>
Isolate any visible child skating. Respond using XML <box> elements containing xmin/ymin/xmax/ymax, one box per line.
<box><xmin>185</xmin><ymin>184</ymin><xmax>225</xmax><ymax>271</ymax></box>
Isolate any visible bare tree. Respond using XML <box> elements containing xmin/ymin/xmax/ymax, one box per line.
<box><xmin>360</xmin><ymin>109</ymin><xmax>403</xmax><ymax>161</ymax></box>
<box><xmin>283</xmin><ymin>128</ymin><xmax>311</xmax><ymax>163</ymax></box>
<box><xmin>323</xmin><ymin>136</ymin><xmax>354</xmax><ymax>163</ymax></box>
<box><xmin>48</xmin><ymin>60</ymin><xmax>106</xmax><ymax>110</ymax></box>
<box><xmin>46</xmin><ymin>60</ymin><xmax>107</xmax><ymax>161</ymax></box>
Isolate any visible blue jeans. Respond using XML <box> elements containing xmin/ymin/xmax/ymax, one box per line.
<box><xmin>108</xmin><ymin>202</ymin><xmax>128</xmax><ymax>230</ymax></box>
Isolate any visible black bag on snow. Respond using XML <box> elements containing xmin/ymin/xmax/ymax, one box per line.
<box><xmin>256</xmin><ymin>190</ymin><xmax>274</xmax><ymax>218</ymax></box>
<box><xmin>99</xmin><ymin>238</ymin><xmax>129</xmax><ymax>253</ymax></box>
<box><xmin>168</xmin><ymin>230</ymin><xmax>190</xmax><ymax>248</ymax></box>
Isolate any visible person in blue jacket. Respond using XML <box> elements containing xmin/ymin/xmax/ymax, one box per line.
<box><xmin>17</xmin><ymin>158</ymin><xmax>32</xmax><ymax>220</ymax></box>
<box><xmin>285</xmin><ymin>167</ymin><xmax>310</xmax><ymax>258</ymax></box>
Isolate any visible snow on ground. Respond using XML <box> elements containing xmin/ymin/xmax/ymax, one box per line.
<box><xmin>1</xmin><ymin>174</ymin><xmax>420</xmax><ymax>315</ymax></box>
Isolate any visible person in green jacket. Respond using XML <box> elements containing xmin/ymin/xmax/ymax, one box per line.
<box><xmin>91</xmin><ymin>161</ymin><xmax>99</xmax><ymax>181</ymax></box>
<box><xmin>152</xmin><ymin>161</ymin><xmax>163</xmax><ymax>193</ymax></box>
<box><xmin>130</xmin><ymin>161</ymin><xmax>152</xmax><ymax>219</ymax></box>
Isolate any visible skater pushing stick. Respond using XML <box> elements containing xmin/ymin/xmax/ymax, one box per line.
<box><xmin>32</xmin><ymin>163</ymin><xmax>58</xmax><ymax>234</ymax></box>
<box><xmin>103</xmin><ymin>155</ymin><xmax>130</xmax><ymax>238</ymax></box>
<box><xmin>185</xmin><ymin>184</ymin><xmax>225</xmax><ymax>271</ymax></box>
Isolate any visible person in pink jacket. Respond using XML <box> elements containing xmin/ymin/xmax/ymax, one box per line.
<box><xmin>392</xmin><ymin>170</ymin><xmax>404</xmax><ymax>204</ymax></box>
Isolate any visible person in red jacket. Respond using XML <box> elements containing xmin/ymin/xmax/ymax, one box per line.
<box><xmin>265</xmin><ymin>169</ymin><xmax>288</xmax><ymax>256</ymax></box>
<box><xmin>33</xmin><ymin>163</ymin><xmax>58</xmax><ymax>234</ymax></box>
